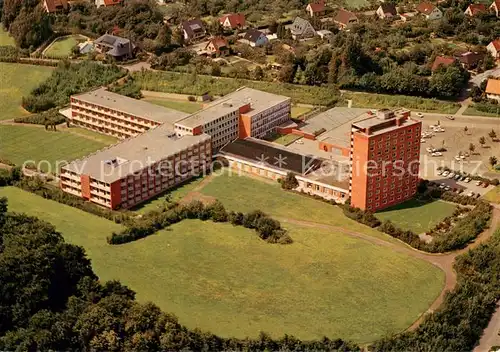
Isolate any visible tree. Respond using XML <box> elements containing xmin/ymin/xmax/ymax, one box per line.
<box><xmin>464</xmin><ymin>126</ymin><xmax>468</xmax><ymax>135</ymax></box>
<box><xmin>253</xmin><ymin>65</ymin><xmax>264</xmax><ymax>80</ymax></box>
<box><xmin>479</xmin><ymin>136</ymin><xmax>486</xmax><ymax>147</ymax></box>
<box><xmin>490</xmin><ymin>156</ymin><xmax>498</xmax><ymax>167</ymax></box>
<box><xmin>210</xmin><ymin>62</ymin><xmax>221</xmax><ymax>76</ymax></box>
<box><xmin>277</xmin><ymin>64</ymin><xmax>296</xmax><ymax>83</ymax></box>
<box><xmin>469</xmin><ymin>143</ymin><xmax>475</xmax><ymax>154</ymax></box>
<box><xmin>488</xmin><ymin>129</ymin><xmax>497</xmax><ymax>141</ymax></box>
<box><xmin>156</xmin><ymin>24</ymin><xmax>172</xmax><ymax>49</ymax></box>
<box><xmin>280</xmin><ymin>172</ymin><xmax>299</xmax><ymax>190</ymax></box>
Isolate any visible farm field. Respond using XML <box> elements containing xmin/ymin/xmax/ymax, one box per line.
<box><xmin>0</xmin><ymin>125</ymin><xmax>109</xmax><ymax>172</ymax></box>
<box><xmin>144</xmin><ymin>98</ymin><xmax>203</xmax><ymax>114</ymax></box>
<box><xmin>0</xmin><ymin>186</ymin><xmax>444</xmax><ymax>343</ymax></box>
<box><xmin>0</xmin><ymin>63</ymin><xmax>53</xmax><ymax>120</ymax></box>
<box><xmin>199</xmin><ymin>171</ymin><xmax>398</xmax><ymax>242</ymax></box>
<box><xmin>132</xmin><ymin>176</ymin><xmax>205</xmax><ymax>214</ymax></box>
<box><xmin>375</xmin><ymin>199</ymin><xmax>457</xmax><ymax>233</ymax></box>
<box><xmin>44</xmin><ymin>35</ymin><xmax>86</xmax><ymax>58</ymax></box>
<box><xmin>0</xmin><ymin>27</ymin><xmax>15</xmax><ymax>46</ymax></box>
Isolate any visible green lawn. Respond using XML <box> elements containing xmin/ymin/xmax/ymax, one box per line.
<box><xmin>199</xmin><ymin>171</ymin><xmax>398</xmax><ymax>242</ymax></box>
<box><xmin>132</xmin><ymin>176</ymin><xmax>205</xmax><ymax>214</ymax></box>
<box><xmin>44</xmin><ymin>35</ymin><xmax>85</xmax><ymax>58</ymax></box>
<box><xmin>66</xmin><ymin>126</ymin><xmax>120</xmax><ymax>145</ymax></box>
<box><xmin>0</xmin><ymin>186</ymin><xmax>444</xmax><ymax>343</ymax></box>
<box><xmin>463</xmin><ymin>105</ymin><xmax>500</xmax><ymax>118</ymax></box>
<box><xmin>0</xmin><ymin>27</ymin><xmax>15</xmax><ymax>46</ymax></box>
<box><xmin>0</xmin><ymin>125</ymin><xmax>109</xmax><ymax>173</ymax></box>
<box><xmin>291</xmin><ymin>105</ymin><xmax>312</xmax><ymax>118</ymax></box>
<box><xmin>483</xmin><ymin>186</ymin><xmax>500</xmax><ymax>204</ymax></box>
<box><xmin>144</xmin><ymin>98</ymin><xmax>203</xmax><ymax>114</ymax></box>
<box><xmin>342</xmin><ymin>92</ymin><xmax>461</xmax><ymax>114</ymax></box>
<box><xmin>375</xmin><ymin>199</ymin><xmax>457</xmax><ymax>233</ymax></box>
<box><xmin>0</xmin><ymin>63</ymin><xmax>53</xmax><ymax>120</ymax></box>
<box><xmin>265</xmin><ymin>132</ymin><xmax>301</xmax><ymax>145</ymax></box>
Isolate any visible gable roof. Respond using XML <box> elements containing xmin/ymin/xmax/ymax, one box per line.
<box><xmin>94</xmin><ymin>34</ymin><xmax>134</xmax><ymax>57</ymax></box>
<box><xmin>466</xmin><ymin>3</ymin><xmax>487</xmax><ymax>15</ymax></box>
<box><xmin>102</xmin><ymin>0</ymin><xmax>122</xmax><ymax>6</ymax></box>
<box><xmin>431</xmin><ymin>56</ymin><xmax>456</xmax><ymax>71</ymax></box>
<box><xmin>219</xmin><ymin>13</ymin><xmax>246</xmax><ymax>28</ymax></box>
<box><xmin>44</xmin><ymin>0</ymin><xmax>68</xmax><ymax>12</ymax></box>
<box><xmin>206</xmin><ymin>37</ymin><xmax>228</xmax><ymax>51</ymax></box>
<box><xmin>291</xmin><ymin>17</ymin><xmax>315</xmax><ymax>34</ymax></box>
<box><xmin>416</xmin><ymin>2</ymin><xmax>437</xmax><ymax>15</ymax></box>
<box><xmin>334</xmin><ymin>9</ymin><xmax>358</xmax><ymax>25</ymax></box>
<box><xmin>379</xmin><ymin>3</ymin><xmax>397</xmax><ymax>16</ymax></box>
<box><xmin>181</xmin><ymin>19</ymin><xmax>205</xmax><ymax>38</ymax></box>
<box><xmin>456</xmin><ymin>51</ymin><xmax>484</xmax><ymax>66</ymax></box>
<box><xmin>244</xmin><ymin>29</ymin><xmax>265</xmax><ymax>43</ymax></box>
<box><xmin>491</xmin><ymin>0</ymin><xmax>500</xmax><ymax>9</ymax></box>
<box><xmin>307</xmin><ymin>1</ymin><xmax>325</xmax><ymax>13</ymax></box>
<box><xmin>486</xmin><ymin>79</ymin><xmax>500</xmax><ymax>95</ymax></box>
<box><xmin>491</xmin><ymin>39</ymin><xmax>500</xmax><ymax>51</ymax></box>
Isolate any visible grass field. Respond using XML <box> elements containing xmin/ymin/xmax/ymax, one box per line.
<box><xmin>265</xmin><ymin>133</ymin><xmax>301</xmax><ymax>145</ymax></box>
<box><xmin>483</xmin><ymin>186</ymin><xmax>500</xmax><ymax>203</ymax></box>
<box><xmin>132</xmin><ymin>176</ymin><xmax>205</xmax><ymax>214</ymax></box>
<box><xmin>44</xmin><ymin>35</ymin><xmax>85</xmax><ymax>58</ymax></box>
<box><xmin>144</xmin><ymin>98</ymin><xmax>203</xmax><ymax>114</ymax></box>
<box><xmin>199</xmin><ymin>171</ymin><xmax>398</xmax><ymax>242</ymax></box>
<box><xmin>0</xmin><ymin>63</ymin><xmax>53</xmax><ymax>120</ymax></box>
<box><xmin>0</xmin><ymin>186</ymin><xmax>444</xmax><ymax>343</ymax></box>
<box><xmin>65</xmin><ymin>126</ymin><xmax>119</xmax><ymax>145</ymax></box>
<box><xmin>463</xmin><ymin>105</ymin><xmax>500</xmax><ymax>118</ymax></box>
<box><xmin>0</xmin><ymin>27</ymin><xmax>15</xmax><ymax>46</ymax></box>
<box><xmin>0</xmin><ymin>125</ymin><xmax>109</xmax><ymax>172</ymax></box>
<box><xmin>291</xmin><ymin>105</ymin><xmax>312</xmax><ymax>118</ymax></box>
<box><xmin>375</xmin><ymin>199</ymin><xmax>456</xmax><ymax>233</ymax></box>
<box><xmin>342</xmin><ymin>92</ymin><xmax>461</xmax><ymax>114</ymax></box>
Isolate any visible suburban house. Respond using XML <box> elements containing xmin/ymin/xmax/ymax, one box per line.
<box><xmin>43</xmin><ymin>0</ymin><xmax>68</xmax><ymax>12</ymax></box>
<box><xmin>242</xmin><ymin>29</ymin><xmax>269</xmax><ymax>47</ymax></box>
<box><xmin>416</xmin><ymin>2</ymin><xmax>443</xmax><ymax>20</ymax></box>
<box><xmin>487</xmin><ymin>39</ymin><xmax>500</xmax><ymax>59</ymax></box>
<box><xmin>205</xmin><ymin>37</ymin><xmax>229</xmax><ymax>57</ymax></box>
<box><xmin>485</xmin><ymin>78</ymin><xmax>500</xmax><ymax>101</ymax></box>
<box><xmin>464</xmin><ymin>3</ymin><xmax>486</xmax><ymax>16</ymax></box>
<box><xmin>95</xmin><ymin>0</ymin><xmax>122</xmax><ymax>7</ymax></box>
<box><xmin>334</xmin><ymin>9</ymin><xmax>359</xmax><ymax>29</ymax></box>
<box><xmin>376</xmin><ymin>3</ymin><xmax>397</xmax><ymax>19</ymax></box>
<box><xmin>490</xmin><ymin>0</ymin><xmax>500</xmax><ymax>16</ymax></box>
<box><xmin>455</xmin><ymin>51</ymin><xmax>485</xmax><ymax>69</ymax></box>
<box><xmin>306</xmin><ymin>0</ymin><xmax>326</xmax><ymax>17</ymax></box>
<box><xmin>94</xmin><ymin>34</ymin><xmax>135</xmax><ymax>60</ymax></box>
<box><xmin>219</xmin><ymin>13</ymin><xmax>246</xmax><ymax>30</ymax></box>
<box><xmin>431</xmin><ymin>56</ymin><xmax>456</xmax><ymax>72</ymax></box>
<box><xmin>181</xmin><ymin>19</ymin><xmax>206</xmax><ymax>42</ymax></box>
<box><xmin>289</xmin><ymin>17</ymin><xmax>316</xmax><ymax>40</ymax></box>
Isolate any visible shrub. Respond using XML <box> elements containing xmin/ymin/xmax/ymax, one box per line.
<box><xmin>187</xmin><ymin>95</ymin><xmax>196</xmax><ymax>102</ymax></box>
<box><xmin>342</xmin><ymin>205</ymin><xmax>380</xmax><ymax>228</ymax></box>
<box><xmin>280</xmin><ymin>172</ymin><xmax>299</xmax><ymax>190</ymax></box>
<box><xmin>13</xmin><ymin>109</ymin><xmax>66</xmax><ymax>125</ymax></box>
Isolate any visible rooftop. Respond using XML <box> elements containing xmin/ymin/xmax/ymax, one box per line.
<box><xmin>62</xmin><ymin>125</ymin><xmax>210</xmax><ymax>183</ymax></box>
<box><xmin>72</xmin><ymin>87</ymin><xmax>189</xmax><ymax>126</ymax></box>
<box><xmin>352</xmin><ymin>109</ymin><xmax>420</xmax><ymax>137</ymax></box>
<box><xmin>486</xmin><ymin>78</ymin><xmax>500</xmax><ymax>95</ymax></box>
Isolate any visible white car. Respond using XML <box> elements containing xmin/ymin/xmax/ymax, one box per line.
<box><xmin>467</xmin><ymin>192</ymin><xmax>475</xmax><ymax>197</ymax></box>
<box><xmin>476</xmin><ymin>181</ymin><xmax>482</xmax><ymax>186</ymax></box>
<box><xmin>421</xmin><ymin>139</ymin><xmax>426</xmax><ymax>143</ymax></box>
<box><xmin>416</xmin><ymin>112</ymin><xmax>424</xmax><ymax>118</ymax></box>
<box><xmin>429</xmin><ymin>125</ymin><xmax>436</xmax><ymax>129</ymax></box>
<box><xmin>439</xmin><ymin>184</ymin><xmax>445</xmax><ymax>189</ymax></box>
<box><xmin>448</xmin><ymin>172</ymin><xmax>455</xmax><ymax>178</ymax></box>
<box><xmin>426</xmin><ymin>147</ymin><xmax>433</xmax><ymax>153</ymax></box>
<box><xmin>465</xmin><ymin>178</ymin><xmax>471</xmax><ymax>183</ymax></box>
<box><xmin>442</xmin><ymin>170</ymin><xmax>450</xmax><ymax>177</ymax></box>
<box><xmin>434</xmin><ymin>152</ymin><xmax>443</xmax><ymax>156</ymax></box>
<box><xmin>445</xmin><ymin>186</ymin><xmax>451</xmax><ymax>191</ymax></box>
<box><xmin>446</xmin><ymin>115</ymin><xmax>455</xmax><ymax>120</ymax></box>
<box><xmin>295</xmin><ymin>139</ymin><xmax>304</xmax><ymax>144</ymax></box>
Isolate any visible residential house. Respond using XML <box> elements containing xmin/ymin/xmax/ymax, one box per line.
<box><xmin>205</xmin><ymin>37</ymin><xmax>229</xmax><ymax>57</ymax></box>
<box><xmin>219</xmin><ymin>13</ymin><xmax>246</xmax><ymax>30</ymax></box>
<box><xmin>181</xmin><ymin>19</ymin><xmax>206</xmax><ymax>42</ymax></box>
<box><xmin>431</xmin><ymin>56</ymin><xmax>456</xmax><ymax>72</ymax></box>
<box><xmin>334</xmin><ymin>9</ymin><xmax>359</xmax><ymax>29</ymax></box>
<box><xmin>306</xmin><ymin>0</ymin><xmax>326</xmax><ymax>17</ymax></box>
<box><xmin>490</xmin><ymin>0</ymin><xmax>500</xmax><ymax>16</ymax></box>
<box><xmin>290</xmin><ymin>17</ymin><xmax>316</xmax><ymax>40</ymax></box>
<box><xmin>316</xmin><ymin>29</ymin><xmax>333</xmax><ymax>39</ymax></box>
<box><xmin>43</xmin><ymin>0</ymin><xmax>68</xmax><ymax>13</ymax></box>
<box><xmin>376</xmin><ymin>3</ymin><xmax>397</xmax><ymax>19</ymax></box>
<box><xmin>455</xmin><ymin>51</ymin><xmax>485</xmax><ymax>69</ymax></box>
<box><xmin>242</xmin><ymin>29</ymin><xmax>269</xmax><ymax>47</ymax></box>
<box><xmin>487</xmin><ymin>39</ymin><xmax>500</xmax><ymax>59</ymax></box>
<box><xmin>416</xmin><ymin>2</ymin><xmax>443</xmax><ymax>20</ymax></box>
<box><xmin>464</xmin><ymin>3</ymin><xmax>487</xmax><ymax>16</ymax></box>
<box><xmin>485</xmin><ymin>78</ymin><xmax>500</xmax><ymax>101</ymax></box>
<box><xmin>94</xmin><ymin>34</ymin><xmax>135</xmax><ymax>60</ymax></box>
<box><xmin>95</xmin><ymin>0</ymin><xmax>122</xmax><ymax>7</ymax></box>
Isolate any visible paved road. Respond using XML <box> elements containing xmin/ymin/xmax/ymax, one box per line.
<box><xmin>471</xmin><ymin>67</ymin><xmax>500</xmax><ymax>86</ymax></box>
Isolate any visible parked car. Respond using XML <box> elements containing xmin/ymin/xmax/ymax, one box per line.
<box><xmin>437</xmin><ymin>170</ymin><xmax>443</xmax><ymax>176</ymax></box>
<box><xmin>426</xmin><ymin>147</ymin><xmax>433</xmax><ymax>153</ymax></box>
<box><xmin>439</xmin><ymin>183</ymin><xmax>445</xmax><ymax>189</ymax></box>
<box><xmin>446</xmin><ymin>115</ymin><xmax>455</xmax><ymax>120</ymax></box>
<box><xmin>454</xmin><ymin>174</ymin><xmax>461</xmax><ymax>180</ymax></box>
<box><xmin>443</xmin><ymin>170</ymin><xmax>450</xmax><ymax>177</ymax></box>
<box><xmin>465</xmin><ymin>177</ymin><xmax>471</xmax><ymax>183</ymax></box>
<box><xmin>460</xmin><ymin>176</ymin><xmax>467</xmax><ymax>181</ymax></box>
<box><xmin>483</xmin><ymin>183</ymin><xmax>489</xmax><ymax>188</ymax></box>
<box><xmin>416</xmin><ymin>112</ymin><xmax>424</xmax><ymax>118</ymax></box>
<box><xmin>467</xmin><ymin>192</ymin><xmax>475</xmax><ymax>197</ymax></box>
<box><xmin>476</xmin><ymin>181</ymin><xmax>482</xmax><ymax>186</ymax></box>
<box><xmin>445</xmin><ymin>186</ymin><xmax>451</xmax><ymax>191</ymax></box>
<box><xmin>448</xmin><ymin>172</ymin><xmax>455</xmax><ymax>178</ymax></box>
<box><xmin>421</xmin><ymin>139</ymin><xmax>426</xmax><ymax>143</ymax></box>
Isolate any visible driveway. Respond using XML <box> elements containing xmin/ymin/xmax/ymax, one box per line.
<box><xmin>470</xmin><ymin>66</ymin><xmax>500</xmax><ymax>86</ymax></box>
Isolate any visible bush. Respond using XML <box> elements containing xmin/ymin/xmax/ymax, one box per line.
<box><xmin>280</xmin><ymin>172</ymin><xmax>299</xmax><ymax>190</ymax></box>
<box><xmin>187</xmin><ymin>95</ymin><xmax>196</xmax><ymax>102</ymax></box>
<box><xmin>13</xmin><ymin>109</ymin><xmax>66</xmax><ymax>125</ymax></box>
<box><xmin>342</xmin><ymin>205</ymin><xmax>380</xmax><ymax>228</ymax></box>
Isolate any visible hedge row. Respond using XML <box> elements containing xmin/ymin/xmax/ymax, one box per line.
<box><xmin>342</xmin><ymin>205</ymin><xmax>381</xmax><ymax>228</ymax></box>
<box><xmin>13</xmin><ymin>109</ymin><xmax>66</xmax><ymax>125</ymax></box>
<box><xmin>108</xmin><ymin>200</ymin><xmax>292</xmax><ymax>245</ymax></box>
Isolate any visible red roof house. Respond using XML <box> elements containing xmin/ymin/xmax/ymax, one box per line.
<box><xmin>334</xmin><ymin>9</ymin><xmax>358</xmax><ymax>29</ymax></box>
<box><xmin>43</xmin><ymin>0</ymin><xmax>68</xmax><ymax>13</ymax></box>
<box><xmin>219</xmin><ymin>13</ymin><xmax>246</xmax><ymax>29</ymax></box>
<box><xmin>464</xmin><ymin>4</ymin><xmax>487</xmax><ymax>16</ymax></box>
<box><xmin>205</xmin><ymin>37</ymin><xmax>229</xmax><ymax>57</ymax></box>
<box><xmin>306</xmin><ymin>0</ymin><xmax>326</xmax><ymax>17</ymax></box>
<box><xmin>95</xmin><ymin>0</ymin><xmax>123</xmax><ymax>7</ymax></box>
<box><xmin>431</xmin><ymin>56</ymin><xmax>456</xmax><ymax>72</ymax></box>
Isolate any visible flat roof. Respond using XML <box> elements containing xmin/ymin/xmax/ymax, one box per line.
<box><xmin>72</xmin><ymin>87</ymin><xmax>189</xmax><ymax>126</ymax></box>
<box><xmin>219</xmin><ymin>138</ymin><xmax>322</xmax><ymax>175</ymax></box>
<box><xmin>352</xmin><ymin>115</ymin><xmax>421</xmax><ymax>137</ymax></box>
<box><xmin>62</xmin><ymin>125</ymin><xmax>210</xmax><ymax>183</ymax></box>
<box><xmin>175</xmin><ymin>102</ymin><xmax>241</xmax><ymax>128</ymax></box>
